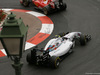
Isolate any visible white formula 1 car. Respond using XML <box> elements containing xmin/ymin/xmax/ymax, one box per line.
<box><xmin>26</xmin><ymin>32</ymin><xmax>91</xmax><ymax>68</ymax></box>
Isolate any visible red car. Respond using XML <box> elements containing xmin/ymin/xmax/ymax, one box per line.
<box><xmin>20</xmin><ymin>0</ymin><xmax>67</xmax><ymax>15</ymax></box>
<box><xmin>0</xmin><ymin>9</ymin><xmax>6</xmax><ymax>22</ymax></box>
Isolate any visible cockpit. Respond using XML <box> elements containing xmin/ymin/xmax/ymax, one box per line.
<box><xmin>46</xmin><ymin>38</ymin><xmax>64</xmax><ymax>52</ymax></box>
<box><xmin>62</xmin><ymin>37</ymin><xmax>68</xmax><ymax>40</ymax></box>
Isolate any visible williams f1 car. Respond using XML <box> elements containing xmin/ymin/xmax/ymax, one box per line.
<box><xmin>20</xmin><ymin>0</ymin><xmax>67</xmax><ymax>15</ymax></box>
<box><xmin>26</xmin><ymin>32</ymin><xmax>91</xmax><ymax>68</ymax></box>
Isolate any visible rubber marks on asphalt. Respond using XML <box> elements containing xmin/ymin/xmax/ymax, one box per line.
<box><xmin>0</xmin><ymin>9</ymin><xmax>54</xmax><ymax>57</ymax></box>
<box><xmin>27</xmin><ymin>33</ymin><xmax>50</xmax><ymax>45</ymax></box>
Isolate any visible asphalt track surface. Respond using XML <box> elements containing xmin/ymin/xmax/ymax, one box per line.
<box><xmin>0</xmin><ymin>0</ymin><xmax>100</xmax><ymax>75</ymax></box>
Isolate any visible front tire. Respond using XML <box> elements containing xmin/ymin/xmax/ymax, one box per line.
<box><xmin>80</xmin><ymin>34</ymin><xmax>87</xmax><ymax>45</ymax></box>
<box><xmin>50</xmin><ymin>56</ymin><xmax>60</xmax><ymax>68</ymax></box>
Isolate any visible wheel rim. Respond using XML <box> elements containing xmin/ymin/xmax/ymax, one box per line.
<box><xmin>55</xmin><ymin>58</ymin><xmax>60</xmax><ymax>68</ymax></box>
<box><xmin>56</xmin><ymin>60</ymin><xmax>60</xmax><ymax>67</ymax></box>
<box><xmin>84</xmin><ymin>36</ymin><xmax>87</xmax><ymax>44</ymax></box>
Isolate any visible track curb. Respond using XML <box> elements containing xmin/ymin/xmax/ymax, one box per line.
<box><xmin>0</xmin><ymin>9</ymin><xmax>54</xmax><ymax>57</ymax></box>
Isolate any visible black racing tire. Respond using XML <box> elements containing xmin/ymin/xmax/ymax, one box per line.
<box><xmin>50</xmin><ymin>56</ymin><xmax>60</xmax><ymax>68</ymax></box>
<box><xmin>43</xmin><ymin>5</ymin><xmax>51</xmax><ymax>15</ymax></box>
<box><xmin>63</xmin><ymin>3</ymin><xmax>67</xmax><ymax>10</ymax></box>
<box><xmin>60</xmin><ymin>3</ymin><xmax>67</xmax><ymax>10</ymax></box>
<box><xmin>26</xmin><ymin>53</ymin><xmax>33</xmax><ymax>64</ymax></box>
<box><xmin>80</xmin><ymin>34</ymin><xmax>87</xmax><ymax>46</ymax></box>
<box><xmin>22</xmin><ymin>0</ymin><xmax>30</xmax><ymax>7</ymax></box>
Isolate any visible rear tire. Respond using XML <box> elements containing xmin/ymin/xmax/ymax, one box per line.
<box><xmin>50</xmin><ymin>56</ymin><xmax>60</xmax><ymax>68</ymax></box>
<box><xmin>80</xmin><ymin>34</ymin><xmax>87</xmax><ymax>45</ymax></box>
<box><xmin>26</xmin><ymin>53</ymin><xmax>33</xmax><ymax>64</ymax></box>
